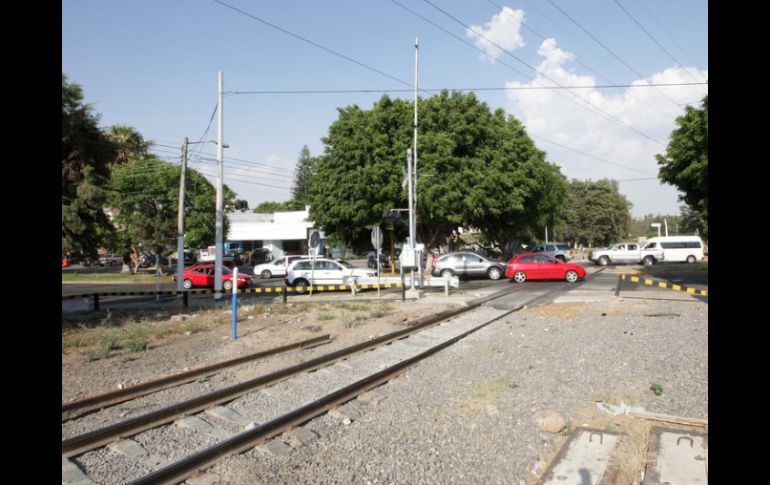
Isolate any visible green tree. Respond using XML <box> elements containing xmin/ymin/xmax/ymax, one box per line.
<box><xmin>309</xmin><ymin>91</ymin><xmax>567</xmax><ymax>254</ymax></box>
<box><xmin>108</xmin><ymin>156</ymin><xmax>235</xmax><ymax>255</ymax></box>
<box><xmin>292</xmin><ymin>145</ymin><xmax>317</xmax><ymax>203</ymax></box>
<box><xmin>655</xmin><ymin>95</ymin><xmax>708</xmax><ymax>237</ymax></box>
<box><xmin>562</xmin><ymin>179</ymin><xmax>632</xmax><ymax>247</ymax></box>
<box><xmin>62</xmin><ymin>74</ymin><xmax>117</xmax><ymax>259</ymax></box>
<box><xmin>106</xmin><ymin>124</ymin><xmax>149</xmax><ymax>164</ymax></box>
<box><xmin>252</xmin><ymin>200</ymin><xmax>305</xmax><ymax>213</ymax></box>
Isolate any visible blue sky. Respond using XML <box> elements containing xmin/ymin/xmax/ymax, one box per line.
<box><xmin>62</xmin><ymin>0</ymin><xmax>707</xmax><ymax>218</ymax></box>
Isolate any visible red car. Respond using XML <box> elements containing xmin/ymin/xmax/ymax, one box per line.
<box><xmin>173</xmin><ymin>264</ymin><xmax>252</xmax><ymax>290</ymax></box>
<box><xmin>505</xmin><ymin>253</ymin><xmax>586</xmax><ymax>283</ymax></box>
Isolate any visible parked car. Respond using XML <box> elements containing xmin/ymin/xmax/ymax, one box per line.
<box><xmin>173</xmin><ymin>264</ymin><xmax>252</xmax><ymax>290</ymax></box>
<box><xmin>98</xmin><ymin>254</ymin><xmax>124</xmax><ymax>266</ymax></box>
<box><xmin>431</xmin><ymin>251</ymin><xmax>506</xmax><ymax>280</ymax></box>
<box><xmin>286</xmin><ymin>258</ymin><xmax>376</xmax><ymax>294</ymax></box>
<box><xmin>531</xmin><ymin>243</ymin><xmax>572</xmax><ymax>262</ymax></box>
<box><xmin>254</xmin><ymin>255</ymin><xmax>306</xmax><ymax>279</ymax></box>
<box><xmin>505</xmin><ymin>253</ymin><xmax>586</xmax><ymax>283</ymax></box>
<box><xmin>367</xmin><ymin>250</ymin><xmax>400</xmax><ymax>269</ymax></box>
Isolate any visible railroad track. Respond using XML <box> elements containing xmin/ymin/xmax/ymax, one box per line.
<box><xmin>62</xmin><ymin>283</ymin><xmax>571</xmax><ymax>485</ymax></box>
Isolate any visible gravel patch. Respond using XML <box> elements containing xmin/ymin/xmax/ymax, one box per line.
<box><xmin>208</xmin><ymin>296</ymin><xmax>707</xmax><ymax>484</ymax></box>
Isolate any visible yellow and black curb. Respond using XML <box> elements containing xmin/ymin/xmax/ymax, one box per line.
<box><xmin>616</xmin><ymin>274</ymin><xmax>708</xmax><ymax>297</ymax></box>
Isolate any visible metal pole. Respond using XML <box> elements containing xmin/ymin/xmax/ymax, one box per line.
<box><xmin>177</xmin><ymin>138</ymin><xmax>188</xmax><ymax>294</ymax></box>
<box><xmin>215</xmin><ymin>71</ymin><xmax>224</xmax><ymax>299</ymax></box>
<box><xmin>406</xmin><ymin>148</ymin><xmax>415</xmax><ymax>291</ymax></box>
<box><xmin>231</xmin><ymin>267</ymin><xmax>238</xmax><ymax>340</ymax></box>
<box><xmin>413</xmin><ymin>38</ymin><xmax>422</xmax><ymax>289</ymax></box>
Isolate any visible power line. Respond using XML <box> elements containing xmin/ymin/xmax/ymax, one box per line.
<box><xmin>230</xmin><ymin>82</ymin><xmax>705</xmax><ymax>95</ymax></box>
<box><xmin>545</xmin><ymin>0</ymin><xmax>681</xmax><ymax>110</ymax></box>
<box><xmin>420</xmin><ymin>0</ymin><xmax>666</xmax><ymax>146</ymax></box>
<box><xmin>211</xmin><ymin>0</ymin><xmax>412</xmax><ymax>88</ymax></box>
<box><xmin>486</xmin><ymin>0</ymin><xmax>681</xmax><ymax>120</ymax></box>
<box><xmin>612</xmin><ymin>0</ymin><xmax>705</xmax><ymax>84</ymax></box>
<box><xmin>530</xmin><ymin>133</ymin><xmax>656</xmax><ymax>176</ymax></box>
<box><xmin>632</xmin><ymin>0</ymin><xmax>705</xmax><ymax>74</ymax></box>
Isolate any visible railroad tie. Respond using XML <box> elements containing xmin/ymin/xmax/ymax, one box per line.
<box><xmin>175</xmin><ymin>416</ymin><xmax>231</xmax><ymax>440</ymax></box>
<box><xmin>62</xmin><ymin>457</ymin><xmax>97</xmax><ymax>485</ymax></box>
<box><xmin>205</xmin><ymin>406</ymin><xmax>258</xmax><ymax>430</ymax></box>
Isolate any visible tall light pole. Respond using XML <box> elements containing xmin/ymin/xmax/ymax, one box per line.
<box><xmin>215</xmin><ymin>70</ymin><xmax>224</xmax><ymax>299</ymax></box>
<box><xmin>413</xmin><ymin>38</ymin><xmax>421</xmax><ymax>287</ymax></box>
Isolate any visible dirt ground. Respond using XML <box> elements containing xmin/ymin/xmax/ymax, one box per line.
<box><xmin>61</xmin><ymin>299</ymin><xmax>457</xmax><ymax>402</ymax></box>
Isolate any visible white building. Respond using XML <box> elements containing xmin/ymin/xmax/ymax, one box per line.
<box><xmin>225</xmin><ymin>208</ymin><xmax>324</xmax><ymax>258</ymax></box>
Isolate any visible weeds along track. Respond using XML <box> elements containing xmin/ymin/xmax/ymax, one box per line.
<box><xmin>62</xmin><ymin>284</ymin><xmax>563</xmax><ymax>485</ymax></box>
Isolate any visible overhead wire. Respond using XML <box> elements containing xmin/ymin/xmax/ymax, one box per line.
<box><xmin>211</xmin><ymin>0</ymin><xmax>412</xmax><ymax>88</ymax></box>
<box><xmin>544</xmin><ymin>0</ymin><xmax>682</xmax><ymax>110</ymax></box>
<box><xmin>485</xmin><ymin>0</ymin><xmax>682</xmax><ymax>119</ymax></box>
<box><xmin>420</xmin><ymin>0</ymin><xmax>666</xmax><ymax>146</ymax></box>
<box><xmin>612</xmin><ymin>0</ymin><xmax>705</xmax><ymax>84</ymax></box>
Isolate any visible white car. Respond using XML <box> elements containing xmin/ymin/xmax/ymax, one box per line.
<box><xmin>253</xmin><ymin>255</ymin><xmax>305</xmax><ymax>279</ymax></box>
<box><xmin>286</xmin><ymin>258</ymin><xmax>376</xmax><ymax>293</ymax></box>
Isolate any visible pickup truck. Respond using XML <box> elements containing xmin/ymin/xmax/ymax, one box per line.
<box><xmin>589</xmin><ymin>242</ymin><xmax>664</xmax><ymax>266</ymax></box>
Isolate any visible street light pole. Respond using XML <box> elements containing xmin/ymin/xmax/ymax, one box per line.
<box><xmin>215</xmin><ymin>70</ymin><xmax>224</xmax><ymax>299</ymax></box>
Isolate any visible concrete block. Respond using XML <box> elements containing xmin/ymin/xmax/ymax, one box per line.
<box><xmin>175</xmin><ymin>416</ymin><xmax>231</xmax><ymax>440</ymax></box>
<box><xmin>255</xmin><ymin>439</ymin><xmax>293</xmax><ymax>456</ymax></box>
<box><xmin>107</xmin><ymin>438</ymin><xmax>148</xmax><ymax>460</ymax></box>
<box><xmin>205</xmin><ymin>406</ymin><xmax>254</xmax><ymax>427</ymax></box>
<box><xmin>285</xmin><ymin>428</ymin><xmax>319</xmax><ymax>449</ymax></box>
<box><xmin>62</xmin><ymin>457</ymin><xmax>97</xmax><ymax>485</ymax></box>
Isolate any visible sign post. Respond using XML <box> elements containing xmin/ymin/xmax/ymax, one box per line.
<box><xmin>309</xmin><ymin>230</ymin><xmax>320</xmax><ymax>296</ymax></box>
<box><xmin>372</xmin><ymin>226</ymin><xmax>383</xmax><ymax>298</ymax></box>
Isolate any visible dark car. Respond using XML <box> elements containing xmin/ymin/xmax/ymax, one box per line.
<box><xmin>504</xmin><ymin>253</ymin><xmax>586</xmax><ymax>283</ymax></box>
<box><xmin>367</xmin><ymin>250</ymin><xmax>400</xmax><ymax>269</ymax></box>
<box><xmin>431</xmin><ymin>251</ymin><xmax>505</xmax><ymax>280</ymax></box>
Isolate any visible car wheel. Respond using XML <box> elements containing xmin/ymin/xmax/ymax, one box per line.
<box><xmin>294</xmin><ymin>279</ymin><xmax>309</xmax><ymax>294</ymax></box>
<box><xmin>643</xmin><ymin>256</ymin><xmax>654</xmax><ymax>267</ymax></box>
<box><xmin>487</xmin><ymin>267</ymin><xmax>502</xmax><ymax>280</ymax></box>
<box><xmin>565</xmin><ymin>270</ymin><xmax>579</xmax><ymax>283</ymax></box>
<box><xmin>440</xmin><ymin>269</ymin><xmax>454</xmax><ymax>278</ymax></box>
<box><xmin>686</xmin><ymin>255</ymin><xmax>696</xmax><ymax>263</ymax></box>
<box><xmin>223</xmin><ymin>280</ymin><xmax>233</xmax><ymax>290</ymax></box>
<box><xmin>513</xmin><ymin>271</ymin><xmax>527</xmax><ymax>283</ymax></box>
<box><xmin>183</xmin><ymin>279</ymin><xmax>193</xmax><ymax>289</ymax></box>
<box><xmin>597</xmin><ymin>256</ymin><xmax>610</xmax><ymax>266</ymax></box>
<box><xmin>261</xmin><ymin>270</ymin><xmax>272</xmax><ymax>279</ymax></box>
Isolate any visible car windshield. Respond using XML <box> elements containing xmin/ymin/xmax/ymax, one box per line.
<box><xmin>336</xmin><ymin>260</ymin><xmax>354</xmax><ymax>269</ymax></box>
<box><xmin>555</xmin><ymin>244</ymin><xmax>570</xmax><ymax>251</ymax></box>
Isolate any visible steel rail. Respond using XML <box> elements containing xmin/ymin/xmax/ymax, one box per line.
<box><xmin>128</xmin><ymin>304</ymin><xmax>528</xmax><ymax>485</ymax></box>
<box><xmin>62</xmin><ymin>282</ymin><xmax>551</xmax><ymax>461</ymax></box>
<box><xmin>62</xmin><ymin>334</ymin><xmax>332</xmax><ymax>422</ymax></box>
<box><xmin>62</xmin><ymin>292</ymin><xmax>517</xmax><ymax>458</ymax></box>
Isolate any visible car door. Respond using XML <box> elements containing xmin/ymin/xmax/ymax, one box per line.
<box><xmin>515</xmin><ymin>255</ymin><xmax>540</xmax><ymax>278</ymax></box>
<box><xmin>462</xmin><ymin>253</ymin><xmax>486</xmax><ymax>277</ymax></box>
<box><xmin>271</xmin><ymin>257</ymin><xmax>287</xmax><ymax>276</ymax></box>
<box><xmin>611</xmin><ymin>244</ymin><xmax>626</xmax><ymax>264</ymax></box>
<box><xmin>624</xmin><ymin>244</ymin><xmax>639</xmax><ymax>263</ymax></box>
<box><xmin>534</xmin><ymin>255</ymin><xmax>561</xmax><ymax>279</ymax></box>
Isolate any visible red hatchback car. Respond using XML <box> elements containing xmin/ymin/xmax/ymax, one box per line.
<box><xmin>173</xmin><ymin>264</ymin><xmax>252</xmax><ymax>290</ymax></box>
<box><xmin>505</xmin><ymin>253</ymin><xmax>586</xmax><ymax>283</ymax></box>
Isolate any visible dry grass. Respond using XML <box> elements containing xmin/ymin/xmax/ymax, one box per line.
<box><xmin>457</xmin><ymin>375</ymin><xmax>516</xmax><ymax>415</ymax></box>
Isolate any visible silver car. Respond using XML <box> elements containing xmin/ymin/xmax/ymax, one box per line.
<box><xmin>531</xmin><ymin>243</ymin><xmax>572</xmax><ymax>262</ymax></box>
<box><xmin>431</xmin><ymin>252</ymin><xmax>505</xmax><ymax>280</ymax></box>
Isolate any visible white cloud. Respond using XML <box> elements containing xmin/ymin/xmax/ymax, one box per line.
<box><xmin>466</xmin><ymin>7</ymin><xmax>526</xmax><ymax>61</ymax></box>
<box><xmin>504</xmin><ymin>39</ymin><xmax>708</xmax><ymax>216</ymax></box>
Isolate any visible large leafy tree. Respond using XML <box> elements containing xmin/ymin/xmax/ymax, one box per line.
<box><xmin>108</xmin><ymin>156</ymin><xmax>235</xmax><ymax>255</ymax></box>
<box><xmin>62</xmin><ymin>74</ymin><xmax>118</xmax><ymax>258</ymax></box>
<box><xmin>309</xmin><ymin>91</ymin><xmax>567</xmax><ymax>254</ymax></box>
<box><xmin>655</xmin><ymin>95</ymin><xmax>708</xmax><ymax>237</ymax></box>
<box><xmin>562</xmin><ymin>179</ymin><xmax>632</xmax><ymax>247</ymax></box>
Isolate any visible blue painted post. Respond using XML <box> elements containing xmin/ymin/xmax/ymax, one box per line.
<box><xmin>231</xmin><ymin>267</ymin><xmax>238</xmax><ymax>340</ymax></box>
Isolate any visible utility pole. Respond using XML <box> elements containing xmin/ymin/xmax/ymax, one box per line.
<box><xmin>407</xmin><ymin>148</ymin><xmax>415</xmax><ymax>291</ymax></box>
<box><xmin>413</xmin><ymin>38</ymin><xmax>421</xmax><ymax>287</ymax></box>
<box><xmin>176</xmin><ymin>138</ymin><xmax>189</xmax><ymax>293</ymax></box>
<box><xmin>215</xmin><ymin>70</ymin><xmax>224</xmax><ymax>299</ymax></box>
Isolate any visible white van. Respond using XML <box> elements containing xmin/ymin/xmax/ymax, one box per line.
<box><xmin>641</xmin><ymin>236</ymin><xmax>704</xmax><ymax>263</ymax></box>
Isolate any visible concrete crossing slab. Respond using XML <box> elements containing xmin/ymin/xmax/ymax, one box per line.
<box><xmin>537</xmin><ymin>428</ymin><xmax>620</xmax><ymax>485</ymax></box>
<box><xmin>643</xmin><ymin>427</ymin><xmax>708</xmax><ymax>485</ymax></box>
